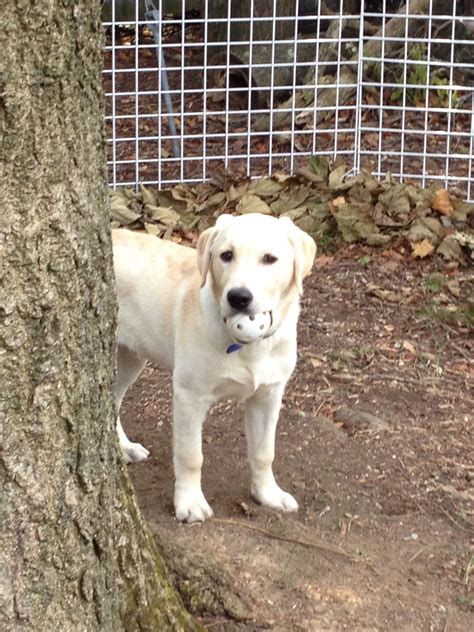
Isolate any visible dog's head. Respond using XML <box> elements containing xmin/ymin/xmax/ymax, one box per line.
<box><xmin>197</xmin><ymin>213</ymin><xmax>316</xmax><ymax>322</ymax></box>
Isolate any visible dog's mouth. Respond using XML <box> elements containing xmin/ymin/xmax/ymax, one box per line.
<box><xmin>222</xmin><ymin>310</ymin><xmax>273</xmax><ymax>324</ymax></box>
<box><xmin>223</xmin><ymin>307</ymin><xmax>254</xmax><ymax>319</ymax></box>
<box><xmin>224</xmin><ymin>311</ymin><xmax>275</xmax><ymax>354</ymax></box>
<box><xmin>223</xmin><ymin>311</ymin><xmax>274</xmax><ymax>341</ymax></box>
<box><xmin>233</xmin><ymin>337</ymin><xmax>249</xmax><ymax>345</ymax></box>
<box><xmin>264</xmin><ymin>311</ymin><xmax>274</xmax><ymax>336</ymax></box>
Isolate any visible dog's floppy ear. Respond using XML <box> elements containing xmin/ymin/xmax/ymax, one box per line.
<box><xmin>197</xmin><ymin>226</ymin><xmax>218</xmax><ymax>288</ymax></box>
<box><xmin>196</xmin><ymin>214</ymin><xmax>234</xmax><ymax>288</ymax></box>
<box><xmin>280</xmin><ymin>217</ymin><xmax>317</xmax><ymax>295</ymax></box>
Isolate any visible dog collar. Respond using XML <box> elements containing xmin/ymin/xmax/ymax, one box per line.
<box><xmin>226</xmin><ymin>343</ymin><xmax>242</xmax><ymax>354</ymax></box>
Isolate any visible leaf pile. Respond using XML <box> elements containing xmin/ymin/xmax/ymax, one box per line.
<box><xmin>110</xmin><ymin>158</ymin><xmax>473</xmax><ymax>262</ymax></box>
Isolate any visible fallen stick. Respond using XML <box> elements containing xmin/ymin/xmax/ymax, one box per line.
<box><xmin>213</xmin><ymin>517</ymin><xmax>361</xmax><ymax>563</ymax></box>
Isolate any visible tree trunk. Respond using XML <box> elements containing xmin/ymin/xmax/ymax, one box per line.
<box><xmin>207</xmin><ymin>0</ymin><xmax>297</xmax><ymax>43</ymax></box>
<box><xmin>205</xmin><ymin>0</ymin><xmax>304</xmax><ymax>103</ymax></box>
<box><xmin>0</xmin><ymin>2</ymin><xmax>198</xmax><ymax>630</ymax></box>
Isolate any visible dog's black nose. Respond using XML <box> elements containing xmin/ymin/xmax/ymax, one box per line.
<box><xmin>227</xmin><ymin>287</ymin><xmax>253</xmax><ymax>311</ymax></box>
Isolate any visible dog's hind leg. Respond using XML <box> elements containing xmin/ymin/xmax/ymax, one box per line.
<box><xmin>116</xmin><ymin>344</ymin><xmax>149</xmax><ymax>463</ymax></box>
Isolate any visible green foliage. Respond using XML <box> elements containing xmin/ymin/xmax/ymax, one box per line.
<box><xmin>421</xmin><ymin>303</ymin><xmax>474</xmax><ymax>328</ymax></box>
<box><xmin>423</xmin><ymin>273</ymin><xmax>444</xmax><ymax>293</ymax></box>
<box><xmin>358</xmin><ymin>255</ymin><xmax>372</xmax><ymax>267</ymax></box>
<box><xmin>390</xmin><ymin>44</ymin><xmax>459</xmax><ymax>108</ymax></box>
<box><xmin>316</xmin><ymin>227</ymin><xmax>340</xmax><ymax>254</ymax></box>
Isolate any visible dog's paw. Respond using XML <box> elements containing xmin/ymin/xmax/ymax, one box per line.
<box><xmin>121</xmin><ymin>441</ymin><xmax>150</xmax><ymax>464</ymax></box>
<box><xmin>174</xmin><ymin>489</ymin><xmax>214</xmax><ymax>523</ymax></box>
<box><xmin>252</xmin><ymin>484</ymin><xmax>299</xmax><ymax>513</ymax></box>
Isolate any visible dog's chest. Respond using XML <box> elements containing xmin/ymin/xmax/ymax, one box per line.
<box><xmin>211</xmin><ymin>350</ymin><xmax>294</xmax><ymax>402</ymax></box>
<box><xmin>212</xmin><ymin>371</ymin><xmax>256</xmax><ymax>401</ymax></box>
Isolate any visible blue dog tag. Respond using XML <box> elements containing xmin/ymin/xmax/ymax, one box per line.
<box><xmin>226</xmin><ymin>343</ymin><xmax>242</xmax><ymax>354</ymax></box>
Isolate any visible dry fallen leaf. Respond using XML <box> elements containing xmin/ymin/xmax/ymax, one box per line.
<box><xmin>332</xmin><ymin>203</ymin><xmax>379</xmax><ymax>243</ymax></box>
<box><xmin>328</xmin><ymin>164</ymin><xmax>347</xmax><ymax>191</ymax></box>
<box><xmin>314</xmin><ymin>254</ymin><xmax>334</xmax><ymax>269</ymax></box>
<box><xmin>144</xmin><ymin>223</ymin><xmax>161</xmax><ymax>236</ymax></box>
<box><xmin>236</xmin><ymin>193</ymin><xmax>272</xmax><ymax>215</ymax></box>
<box><xmin>411</xmin><ymin>239</ymin><xmax>434</xmax><ymax>258</ymax></box>
<box><xmin>307</xmin><ymin>155</ymin><xmax>330</xmax><ymax>181</ymax></box>
<box><xmin>437</xmin><ymin>235</ymin><xmax>463</xmax><ymax>261</ymax></box>
<box><xmin>378</xmin><ymin>343</ymin><xmax>398</xmax><ymax>358</ymax></box>
<box><xmin>248</xmin><ymin>177</ymin><xmax>282</xmax><ymax>197</ymax></box>
<box><xmin>332</xmin><ymin>196</ymin><xmax>346</xmax><ymax>208</ymax></box>
<box><xmin>366</xmin><ymin>283</ymin><xmax>404</xmax><ymax>303</ymax></box>
<box><xmin>402</xmin><ymin>341</ymin><xmax>416</xmax><ymax>355</ymax></box>
<box><xmin>140</xmin><ymin>183</ymin><xmax>157</xmax><ymax>206</ymax></box>
<box><xmin>432</xmin><ymin>189</ymin><xmax>454</xmax><ymax>216</ymax></box>
<box><xmin>108</xmin><ymin>161</ymin><xmax>469</xmax><ymax>252</ymax></box>
<box><xmin>110</xmin><ymin>199</ymin><xmax>141</xmax><ymax>225</ymax></box>
<box><xmin>407</xmin><ymin>217</ymin><xmax>442</xmax><ymax>243</ymax></box>
<box><xmin>447</xmin><ymin>362</ymin><xmax>473</xmax><ymax>376</ymax></box>
<box><xmin>147</xmin><ymin>205</ymin><xmax>180</xmax><ymax>225</ymax></box>
<box><xmin>446</xmin><ymin>279</ymin><xmax>461</xmax><ymax>298</ymax></box>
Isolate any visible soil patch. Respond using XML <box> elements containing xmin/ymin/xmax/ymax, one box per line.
<box><xmin>122</xmin><ymin>247</ymin><xmax>473</xmax><ymax>630</ymax></box>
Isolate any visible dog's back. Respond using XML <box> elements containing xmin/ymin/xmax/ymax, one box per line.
<box><xmin>112</xmin><ymin>229</ymin><xmax>198</xmax><ymax>367</ymax></box>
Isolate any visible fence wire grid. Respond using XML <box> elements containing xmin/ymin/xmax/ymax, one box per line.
<box><xmin>103</xmin><ymin>0</ymin><xmax>474</xmax><ymax>200</ymax></box>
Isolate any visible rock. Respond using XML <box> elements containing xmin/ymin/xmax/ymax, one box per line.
<box><xmin>334</xmin><ymin>406</ymin><xmax>390</xmax><ymax>433</ymax></box>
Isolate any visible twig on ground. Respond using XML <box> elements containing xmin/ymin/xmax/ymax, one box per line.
<box><xmin>408</xmin><ymin>543</ymin><xmax>432</xmax><ymax>564</ymax></box>
<box><xmin>450</xmin><ymin>343</ymin><xmax>473</xmax><ymax>363</ymax></box>
<box><xmin>372</xmin><ymin>373</ymin><xmax>467</xmax><ymax>390</ymax></box>
<box><xmin>213</xmin><ymin>518</ymin><xmax>361</xmax><ymax>563</ymax></box>
<box><xmin>464</xmin><ymin>554</ymin><xmax>473</xmax><ymax>586</ymax></box>
<box><xmin>314</xmin><ymin>399</ymin><xmax>328</xmax><ymax>416</ymax></box>
<box><xmin>438</xmin><ymin>506</ymin><xmax>474</xmax><ymax>533</ymax></box>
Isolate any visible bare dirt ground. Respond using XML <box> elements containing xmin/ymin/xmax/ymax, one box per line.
<box><xmin>122</xmin><ymin>245</ymin><xmax>473</xmax><ymax>631</ymax></box>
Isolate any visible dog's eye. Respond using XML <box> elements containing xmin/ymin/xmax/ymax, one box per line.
<box><xmin>220</xmin><ymin>250</ymin><xmax>233</xmax><ymax>263</ymax></box>
<box><xmin>262</xmin><ymin>253</ymin><xmax>278</xmax><ymax>265</ymax></box>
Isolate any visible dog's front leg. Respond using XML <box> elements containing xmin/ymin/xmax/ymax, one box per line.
<box><xmin>173</xmin><ymin>383</ymin><xmax>213</xmax><ymax>523</ymax></box>
<box><xmin>245</xmin><ymin>382</ymin><xmax>298</xmax><ymax>513</ymax></box>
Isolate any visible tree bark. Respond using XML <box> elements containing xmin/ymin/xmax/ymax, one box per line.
<box><xmin>0</xmin><ymin>2</ymin><xmax>198</xmax><ymax>630</ymax></box>
<box><xmin>205</xmin><ymin>0</ymin><xmax>303</xmax><ymax>103</ymax></box>
<box><xmin>207</xmin><ymin>0</ymin><xmax>297</xmax><ymax>43</ymax></box>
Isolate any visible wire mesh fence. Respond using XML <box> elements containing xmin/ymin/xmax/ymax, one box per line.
<box><xmin>102</xmin><ymin>1</ymin><xmax>474</xmax><ymax>199</ymax></box>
